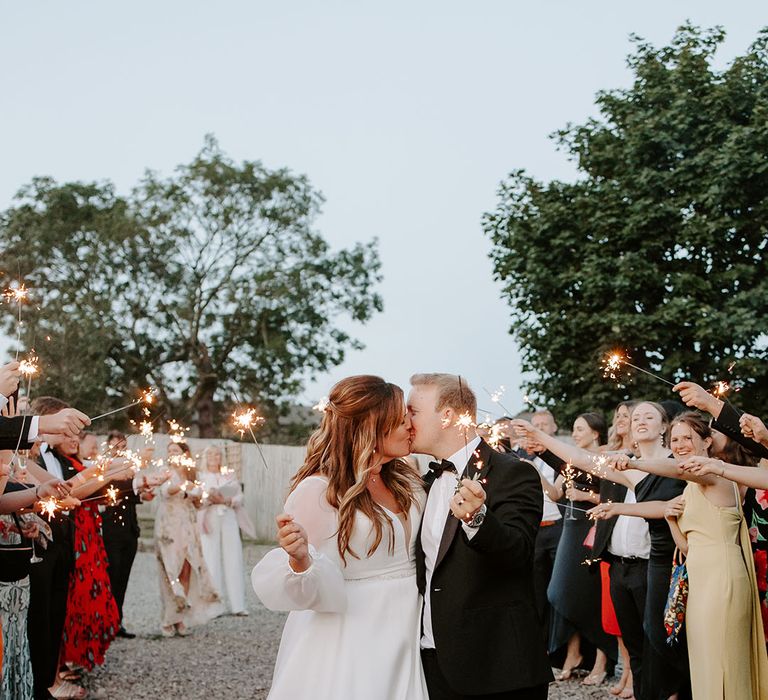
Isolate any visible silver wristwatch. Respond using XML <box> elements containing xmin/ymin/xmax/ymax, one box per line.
<box><xmin>466</xmin><ymin>504</ymin><xmax>487</xmax><ymax>528</ymax></box>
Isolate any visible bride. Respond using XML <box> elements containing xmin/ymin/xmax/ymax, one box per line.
<box><xmin>251</xmin><ymin>375</ymin><xmax>428</xmax><ymax>699</ymax></box>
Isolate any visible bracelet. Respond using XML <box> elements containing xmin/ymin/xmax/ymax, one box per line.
<box><xmin>720</xmin><ymin>461</ymin><xmax>726</xmax><ymax>478</ymax></box>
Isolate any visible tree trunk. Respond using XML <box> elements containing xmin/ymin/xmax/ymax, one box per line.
<box><xmin>195</xmin><ymin>384</ymin><xmax>217</xmax><ymax>438</ymax></box>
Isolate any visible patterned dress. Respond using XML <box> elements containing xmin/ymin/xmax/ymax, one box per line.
<box><xmin>0</xmin><ymin>513</ymin><xmax>34</xmax><ymax>700</ymax></box>
<box><xmin>59</xmin><ymin>456</ymin><xmax>119</xmax><ymax>669</ymax></box>
<box><xmin>743</xmin><ymin>488</ymin><xmax>768</xmax><ymax>641</ymax></box>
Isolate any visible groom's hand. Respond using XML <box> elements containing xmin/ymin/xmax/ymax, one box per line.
<box><xmin>450</xmin><ymin>478</ymin><xmax>486</xmax><ymax>522</ymax></box>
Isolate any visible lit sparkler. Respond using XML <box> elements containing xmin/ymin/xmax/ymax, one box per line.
<box><xmin>106</xmin><ymin>484</ymin><xmax>120</xmax><ymax>506</ymax></box>
<box><xmin>484</xmin><ymin>386</ymin><xmax>514</xmax><ymax>416</ymax></box>
<box><xmin>712</xmin><ymin>381</ymin><xmax>730</xmax><ymax>398</ymax></box>
<box><xmin>91</xmin><ymin>387</ymin><xmax>157</xmax><ymax>422</ymax></box>
<box><xmin>39</xmin><ymin>497</ymin><xmax>59</xmax><ymax>520</ymax></box>
<box><xmin>167</xmin><ymin>419</ymin><xmax>189</xmax><ymax>443</ymax></box>
<box><xmin>601</xmin><ymin>351</ymin><xmax>675</xmax><ymax>387</ymax></box>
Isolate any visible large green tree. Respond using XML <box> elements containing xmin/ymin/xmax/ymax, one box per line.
<box><xmin>483</xmin><ymin>25</ymin><xmax>768</xmax><ymax>423</ymax></box>
<box><xmin>1</xmin><ymin>136</ymin><xmax>382</xmax><ymax>437</ymax></box>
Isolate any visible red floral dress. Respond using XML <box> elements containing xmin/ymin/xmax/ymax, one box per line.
<box><xmin>60</xmin><ymin>456</ymin><xmax>119</xmax><ymax>669</ymax></box>
<box><xmin>744</xmin><ymin>488</ymin><xmax>768</xmax><ymax>641</ymax></box>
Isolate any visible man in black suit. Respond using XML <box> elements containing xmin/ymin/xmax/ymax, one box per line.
<box><xmin>98</xmin><ymin>430</ymin><xmax>143</xmax><ymax>638</ymax></box>
<box><xmin>408</xmin><ymin>373</ymin><xmax>552</xmax><ymax>700</ymax></box>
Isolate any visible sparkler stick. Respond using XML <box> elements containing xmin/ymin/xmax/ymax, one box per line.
<box><xmin>4</xmin><ymin>283</ymin><xmax>29</xmax><ymax>361</ymax></box>
<box><xmin>602</xmin><ymin>352</ymin><xmax>675</xmax><ymax>387</ymax></box>
<box><xmin>484</xmin><ymin>386</ymin><xmax>514</xmax><ymax>416</ymax></box>
<box><xmin>231</xmin><ymin>391</ymin><xmax>269</xmax><ymax>471</ymax></box>
<box><xmin>90</xmin><ymin>388</ymin><xmax>156</xmax><ymax>422</ymax></box>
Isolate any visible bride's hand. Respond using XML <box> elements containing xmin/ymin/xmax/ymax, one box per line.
<box><xmin>276</xmin><ymin>513</ymin><xmax>311</xmax><ymax>573</ymax></box>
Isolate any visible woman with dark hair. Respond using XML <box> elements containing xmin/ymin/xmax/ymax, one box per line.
<box><xmin>543</xmin><ymin>412</ymin><xmax>616</xmax><ymax>685</ymax></box>
<box><xmin>155</xmin><ymin>441</ymin><xmax>222</xmax><ymax>637</ymax></box>
<box><xmin>251</xmin><ymin>375</ymin><xmax>427</xmax><ymax>700</ymax></box>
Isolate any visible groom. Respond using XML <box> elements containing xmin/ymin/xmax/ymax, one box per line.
<box><xmin>409</xmin><ymin>374</ymin><xmax>552</xmax><ymax>700</ymax></box>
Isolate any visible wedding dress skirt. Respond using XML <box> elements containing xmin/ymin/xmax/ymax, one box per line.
<box><xmin>252</xmin><ymin>475</ymin><xmax>428</xmax><ymax>700</ymax></box>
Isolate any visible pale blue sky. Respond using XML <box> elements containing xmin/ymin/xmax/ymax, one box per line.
<box><xmin>1</xmin><ymin>2</ymin><xmax>765</xmax><ymax>412</ymax></box>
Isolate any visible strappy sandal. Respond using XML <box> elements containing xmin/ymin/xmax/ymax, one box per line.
<box><xmin>50</xmin><ymin>679</ymin><xmax>88</xmax><ymax>699</ymax></box>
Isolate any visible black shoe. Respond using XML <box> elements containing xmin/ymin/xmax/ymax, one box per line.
<box><xmin>117</xmin><ymin>627</ymin><xmax>136</xmax><ymax>639</ymax></box>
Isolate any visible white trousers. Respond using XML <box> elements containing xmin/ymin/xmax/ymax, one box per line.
<box><xmin>200</xmin><ymin>506</ymin><xmax>246</xmax><ymax>613</ymax></box>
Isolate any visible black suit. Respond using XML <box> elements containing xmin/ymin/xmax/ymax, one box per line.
<box><xmin>28</xmin><ymin>448</ymin><xmax>76</xmax><ymax>699</ymax></box>
<box><xmin>416</xmin><ymin>440</ymin><xmax>552</xmax><ymax>699</ymax></box>
<box><xmin>98</xmin><ymin>478</ymin><xmax>141</xmax><ymax>626</ymax></box>
<box><xmin>712</xmin><ymin>400</ymin><xmax>768</xmax><ymax>460</ymax></box>
<box><xmin>0</xmin><ymin>414</ymin><xmax>34</xmax><ymax>450</ymax></box>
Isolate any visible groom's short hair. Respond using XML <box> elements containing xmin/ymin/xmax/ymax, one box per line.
<box><xmin>410</xmin><ymin>373</ymin><xmax>477</xmax><ymax>417</ymax></box>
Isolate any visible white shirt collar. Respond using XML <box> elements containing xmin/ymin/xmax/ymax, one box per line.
<box><xmin>444</xmin><ymin>435</ymin><xmax>482</xmax><ymax>476</ymax></box>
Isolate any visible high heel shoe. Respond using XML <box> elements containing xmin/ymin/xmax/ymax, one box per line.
<box><xmin>582</xmin><ymin>671</ymin><xmax>608</xmax><ymax>686</ymax></box>
<box><xmin>556</xmin><ymin>655</ymin><xmax>583</xmax><ymax>681</ymax></box>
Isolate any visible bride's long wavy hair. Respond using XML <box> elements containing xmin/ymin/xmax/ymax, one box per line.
<box><xmin>290</xmin><ymin>375</ymin><xmax>422</xmax><ymax>564</ymax></box>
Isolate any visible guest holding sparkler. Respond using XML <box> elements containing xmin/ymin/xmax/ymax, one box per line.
<box><xmin>155</xmin><ymin>441</ymin><xmax>221</xmax><ymax>637</ymax></box>
<box><xmin>527</xmin><ymin>410</ymin><xmax>563</xmax><ymax>647</ymax></box>
<box><xmin>198</xmin><ymin>445</ymin><xmax>251</xmax><ymax>616</ymax></box>
<box><xmin>252</xmin><ymin>375</ymin><xmax>428</xmax><ymax>699</ymax></box>
<box><xmin>54</xmin><ymin>434</ymin><xmax>119</xmax><ymax>677</ymax></box>
<box><xmin>542</xmin><ymin>412</ymin><xmax>616</xmax><ymax>685</ymax></box>
<box><xmin>515</xmin><ymin>401</ymin><xmax>691</xmax><ymax>700</ymax></box>
<box><xmin>607</xmin><ymin>412</ymin><xmax>768</xmax><ymax>698</ymax></box>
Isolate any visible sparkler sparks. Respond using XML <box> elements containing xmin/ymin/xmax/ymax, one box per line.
<box><xmin>106</xmin><ymin>484</ymin><xmax>120</xmax><ymax>506</ymax></box>
<box><xmin>232</xmin><ymin>408</ymin><xmax>265</xmax><ymax>438</ymax></box>
<box><xmin>167</xmin><ymin>419</ymin><xmax>190</xmax><ymax>443</ymax></box>
<box><xmin>600</xmin><ymin>351</ymin><xmax>675</xmax><ymax>387</ymax></box>
<box><xmin>39</xmin><ymin>497</ymin><xmax>59</xmax><ymax>520</ymax></box>
<box><xmin>19</xmin><ymin>355</ymin><xmax>39</xmax><ymax>377</ymax></box>
<box><xmin>3</xmin><ymin>284</ymin><xmax>29</xmax><ymax>305</ymax></box>
<box><xmin>712</xmin><ymin>381</ymin><xmax>731</xmax><ymax>398</ymax></box>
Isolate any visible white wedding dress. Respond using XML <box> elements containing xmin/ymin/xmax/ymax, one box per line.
<box><xmin>251</xmin><ymin>475</ymin><xmax>428</xmax><ymax>700</ymax></box>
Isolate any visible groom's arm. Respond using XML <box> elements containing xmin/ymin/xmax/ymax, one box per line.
<box><xmin>464</xmin><ymin>457</ymin><xmax>542</xmax><ymax>572</ymax></box>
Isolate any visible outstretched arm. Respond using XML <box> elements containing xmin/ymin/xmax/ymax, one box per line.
<box><xmin>616</xmin><ymin>455</ymin><xmax>716</xmax><ymax>487</ymax></box>
<box><xmin>511</xmin><ymin>420</ymin><xmax>641</xmax><ymax>490</ymax></box>
<box><xmin>681</xmin><ymin>456</ymin><xmax>768</xmax><ymax>490</ymax></box>
<box><xmin>589</xmin><ymin>498</ymin><xmax>667</xmax><ymax>522</ymax></box>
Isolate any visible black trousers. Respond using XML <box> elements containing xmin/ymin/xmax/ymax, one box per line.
<box><xmin>102</xmin><ymin>529</ymin><xmax>138</xmax><ymax>625</ymax></box>
<box><xmin>421</xmin><ymin>649</ymin><xmax>548</xmax><ymax>700</ymax></box>
<box><xmin>607</xmin><ymin>556</ymin><xmax>648</xmax><ymax>696</ymax></box>
<box><xmin>532</xmin><ymin>519</ymin><xmax>562</xmax><ymax>644</ymax></box>
<box><xmin>28</xmin><ymin>524</ymin><xmax>73</xmax><ymax>699</ymax></box>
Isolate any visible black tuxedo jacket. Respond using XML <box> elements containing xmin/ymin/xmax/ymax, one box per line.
<box><xmin>712</xmin><ymin>400</ymin><xmax>768</xmax><ymax>461</ymax></box>
<box><xmin>0</xmin><ymin>415</ymin><xmax>34</xmax><ymax>451</ymax></box>
<box><xmin>98</xmin><ymin>479</ymin><xmax>141</xmax><ymax>540</ymax></box>
<box><xmin>35</xmin><ymin>449</ymin><xmax>76</xmax><ymax>559</ymax></box>
<box><xmin>592</xmin><ymin>480</ymin><xmax>629</xmax><ymax>560</ymax></box>
<box><xmin>415</xmin><ymin>440</ymin><xmax>553</xmax><ymax>694</ymax></box>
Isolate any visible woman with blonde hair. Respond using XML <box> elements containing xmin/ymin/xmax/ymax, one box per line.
<box><xmin>251</xmin><ymin>375</ymin><xmax>428</xmax><ymax>699</ymax></box>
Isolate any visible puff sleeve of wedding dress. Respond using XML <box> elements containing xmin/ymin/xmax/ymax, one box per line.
<box><xmin>251</xmin><ymin>476</ymin><xmax>346</xmax><ymax>613</ymax></box>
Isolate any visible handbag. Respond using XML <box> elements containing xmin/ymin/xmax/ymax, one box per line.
<box><xmin>663</xmin><ymin>547</ymin><xmax>688</xmax><ymax>645</ymax></box>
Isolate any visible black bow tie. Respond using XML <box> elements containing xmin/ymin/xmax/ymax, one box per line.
<box><xmin>427</xmin><ymin>460</ymin><xmax>457</xmax><ymax>478</ymax></box>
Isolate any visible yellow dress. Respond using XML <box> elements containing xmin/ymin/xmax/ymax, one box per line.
<box><xmin>677</xmin><ymin>482</ymin><xmax>768</xmax><ymax>699</ymax></box>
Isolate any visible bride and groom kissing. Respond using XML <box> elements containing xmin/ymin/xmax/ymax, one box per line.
<box><xmin>252</xmin><ymin>373</ymin><xmax>552</xmax><ymax>699</ymax></box>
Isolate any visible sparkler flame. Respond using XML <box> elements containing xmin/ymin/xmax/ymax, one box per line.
<box><xmin>106</xmin><ymin>484</ymin><xmax>119</xmax><ymax>506</ymax></box>
<box><xmin>712</xmin><ymin>381</ymin><xmax>730</xmax><ymax>398</ymax></box>
<box><xmin>3</xmin><ymin>284</ymin><xmax>29</xmax><ymax>304</ymax></box>
<box><xmin>232</xmin><ymin>408</ymin><xmax>265</xmax><ymax>437</ymax></box>
<box><xmin>19</xmin><ymin>356</ymin><xmax>39</xmax><ymax>377</ymax></box>
<box><xmin>39</xmin><ymin>497</ymin><xmax>59</xmax><ymax>520</ymax></box>
<box><xmin>167</xmin><ymin>419</ymin><xmax>190</xmax><ymax>444</ymax></box>
<box><xmin>602</xmin><ymin>352</ymin><xmax>625</xmax><ymax>379</ymax></box>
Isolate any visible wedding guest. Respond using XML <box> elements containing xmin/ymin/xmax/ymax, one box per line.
<box><xmin>593</xmin><ymin>401</ymin><xmax>645</xmax><ymax>700</ymax></box>
<box><xmin>99</xmin><ymin>430</ymin><xmax>141</xmax><ymax>639</ymax></box>
<box><xmin>527</xmin><ymin>410</ymin><xmax>563</xmax><ymax>646</ymax></box>
<box><xmin>408</xmin><ymin>373</ymin><xmax>551</xmax><ymax>699</ymax></box>
<box><xmin>625</xmin><ymin>411</ymin><xmax>768</xmax><ymax>699</ymax></box>
<box><xmin>155</xmin><ymin>441</ymin><xmax>221</xmax><ymax>637</ymax></box>
<box><xmin>55</xmin><ymin>435</ymin><xmax>119</xmax><ymax>673</ymax></box>
<box><xmin>545</xmin><ymin>412</ymin><xmax>615</xmax><ymax>685</ymax></box>
<box><xmin>198</xmin><ymin>446</ymin><xmax>250</xmax><ymax>616</ymax></box>
<box><xmin>252</xmin><ymin>375</ymin><xmax>428</xmax><ymax>699</ymax></box>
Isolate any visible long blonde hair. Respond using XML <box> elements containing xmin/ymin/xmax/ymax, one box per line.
<box><xmin>291</xmin><ymin>375</ymin><xmax>421</xmax><ymax>563</ymax></box>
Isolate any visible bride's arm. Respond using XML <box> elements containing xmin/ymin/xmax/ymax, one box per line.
<box><xmin>251</xmin><ymin>477</ymin><xmax>346</xmax><ymax>613</ymax></box>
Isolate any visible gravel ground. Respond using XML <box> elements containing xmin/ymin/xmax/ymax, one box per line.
<box><xmin>85</xmin><ymin>545</ymin><xmax>618</xmax><ymax>699</ymax></box>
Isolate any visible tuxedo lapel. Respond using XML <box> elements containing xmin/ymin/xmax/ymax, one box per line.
<box><xmin>434</xmin><ymin>440</ymin><xmax>493</xmax><ymax>571</ymax></box>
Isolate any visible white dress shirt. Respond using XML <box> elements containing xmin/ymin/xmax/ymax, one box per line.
<box><xmin>40</xmin><ymin>443</ymin><xmax>64</xmax><ymax>479</ymax></box>
<box><xmin>420</xmin><ymin>436</ymin><xmax>482</xmax><ymax>649</ymax></box>
<box><xmin>607</xmin><ymin>489</ymin><xmax>651</xmax><ymax>559</ymax></box>
<box><xmin>531</xmin><ymin>456</ymin><xmax>562</xmax><ymax>522</ymax></box>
